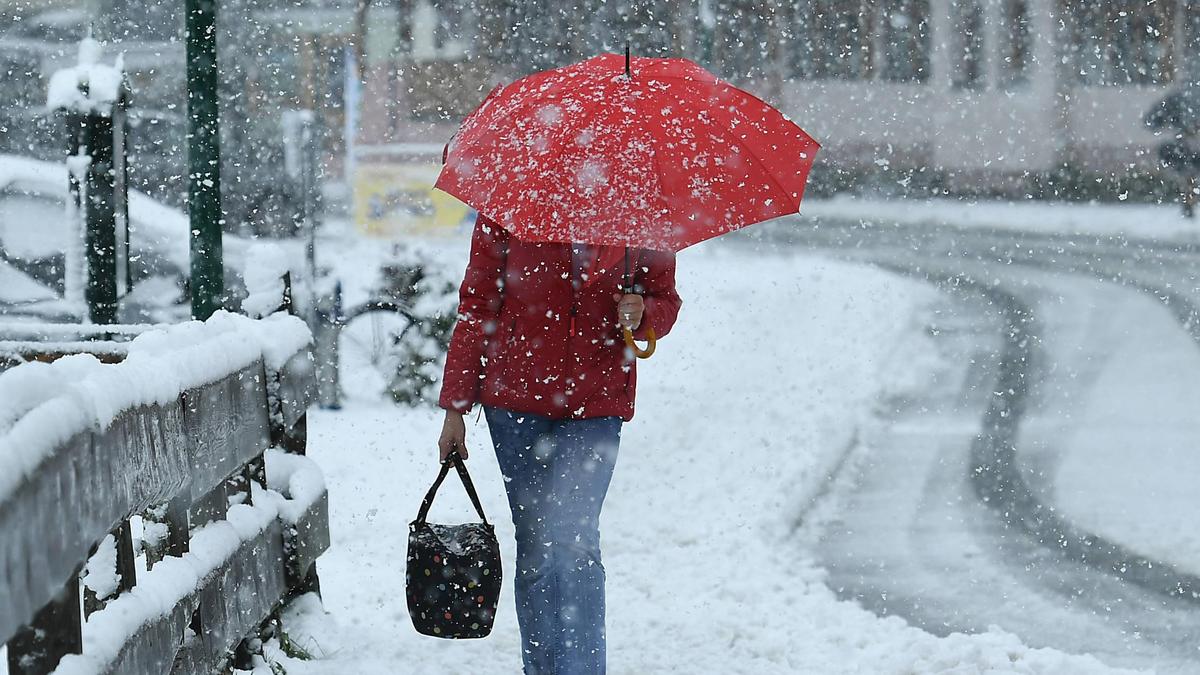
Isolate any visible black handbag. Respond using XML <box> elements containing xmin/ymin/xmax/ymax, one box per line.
<box><xmin>406</xmin><ymin>452</ymin><xmax>502</xmax><ymax>639</ymax></box>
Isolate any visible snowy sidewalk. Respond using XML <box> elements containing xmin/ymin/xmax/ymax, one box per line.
<box><xmin>275</xmin><ymin>244</ymin><xmax>1136</xmax><ymax>674</ymax></box>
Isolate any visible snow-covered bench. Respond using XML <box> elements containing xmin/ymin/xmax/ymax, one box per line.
<box><xmin>0</xmin><ymin>311</ymin><xmax>325</xmax><ymax>674</ymax></box>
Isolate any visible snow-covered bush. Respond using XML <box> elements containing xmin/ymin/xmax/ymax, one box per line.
<box><xmin>372</xmin><ymin>245</ymin><xmax>458</xmax><ymax>407</ymax></box>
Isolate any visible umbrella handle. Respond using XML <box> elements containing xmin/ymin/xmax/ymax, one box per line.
<box><xmin>623</xmin><ymin>326</ymin><xmax>656</xmax><ymax>359</ymax></box>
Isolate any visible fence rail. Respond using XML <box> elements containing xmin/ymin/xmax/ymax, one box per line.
<box><xmin>0</xmin><ymin>316</ymin><xmax>324</xmax><ymax>674</ymax></box>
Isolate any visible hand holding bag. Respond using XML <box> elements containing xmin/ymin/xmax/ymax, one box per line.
<box><xmin>406</xmin><ymin>452</ymin><xmax>502</xmax><ymax>639</ymax></box>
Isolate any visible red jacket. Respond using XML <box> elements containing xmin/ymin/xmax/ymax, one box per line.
<box><xmin>439</xmin><ymin>216</ymin><xmax>682</xmax><ymax>421</ymax></box>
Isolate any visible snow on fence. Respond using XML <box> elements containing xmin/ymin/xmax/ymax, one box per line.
<box><xmin>0</xmin><ymin>306</ymin><xmax>326</xmax><ymax>674</ymax></box>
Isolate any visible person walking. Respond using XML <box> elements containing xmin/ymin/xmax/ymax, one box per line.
<box><xmin>429</xmin><ymin>50</ymin><xmax>816</xmax><ymax>673</ymax></box>
<box><xmin>436</xmin><ymin>213</ymin><xmax>681</xmax><ymax>674</ymax></box>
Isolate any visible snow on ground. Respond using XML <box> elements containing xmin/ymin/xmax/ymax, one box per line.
<box><xmin>0</xmin><ymin>261</ymin><xmax>55</xmax><ymax>303</ymax></box>
<box><xmin>804</xmin><ymin>197</ymin><xmax>1200</xmax><ymax>586</ymax></box>
<box><xmin>276</xmin><ymin>239</ymin><xmax>1137</xmax><ymax>674</ymax></box>
<box><xmin>805</xmin><ymin>195</ymin><xmax>1200</xmax><ymax>242</ymax></box>
<box><xmin>1051</xmin><ymin>284</ymin><xmax>1200</xmax><ymax>579</ymax></box>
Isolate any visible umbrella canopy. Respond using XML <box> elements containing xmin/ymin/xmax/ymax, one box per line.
<box><xmin>434</xmin><ymin>52</ymin><xmax>820</xmax><ymax>252</ymax></box>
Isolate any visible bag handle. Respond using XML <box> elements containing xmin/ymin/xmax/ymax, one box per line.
<box><xmin>416</xmin><ymin>451</ymin><xmax>490</xmax><ymax>526</ymax></box>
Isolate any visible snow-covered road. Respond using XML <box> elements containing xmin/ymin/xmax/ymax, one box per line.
<box><xmin>768</xmin><ymin>220</ymin><xmax>1200</xmax><ymax>674</ymax></box>
<box><xmin>275</xmin><ymin>241</ymin><xmax>1133</xmax><ymax>674</ymax></box>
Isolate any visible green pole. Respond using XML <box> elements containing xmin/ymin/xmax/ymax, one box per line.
<box><xmin>187</xmin><ymin>0</ymin><xmax>224</xmax><ymax>320</ymax></box>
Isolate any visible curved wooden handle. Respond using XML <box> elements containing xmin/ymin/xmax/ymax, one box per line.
<box><xmin>623</xmin><ymin>326</ymin><xmax>657</xmax><ymax>359</ymax></box>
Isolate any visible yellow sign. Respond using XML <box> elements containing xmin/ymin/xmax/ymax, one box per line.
<box><xmin>353</xmin><ymin>163</ymin><xmax>473</xmax><ymax>238</ymax></box>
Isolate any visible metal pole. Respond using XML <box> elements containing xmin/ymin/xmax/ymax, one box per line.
<box><xmin>84</xmin><ymin>111</ymin><xmax>118</xmax><ymax>324</ymax></box>
<box><xmin>302</xmin><ymin>115</ymin><xmax>319</xmax><ymax>326</ymax></box>
<box><xmin>187</xmin><ymin>0</ymin><xmax>224</xmax><ymax>320</ymax></box>
<box><xmin>114</xmin><ymin>89</ymin><xmax>131</xmax><ymax>296</ymax></box>
<box><xmin>344</xmin><ymin>45</ymin><xmax>360</xmax><ymax>188</ymax></box>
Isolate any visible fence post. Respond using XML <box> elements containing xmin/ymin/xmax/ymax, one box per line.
<box><xmin>5</xmin><ymin>574</ymin><xmax>83</xmax><ymax>675</ymax></box>
<box><xmin>315</xmin><ymin>279</ymin><xmax>343</xmax><ymax>410</ymax></box>
<box><xmin>281</xmin><ymin>270</ymin><xmax>294</xmax><ymax>316</ymax></box>
<box><xmin>281</xmin><ymin>109</ymin><xmax>321</xmax><ymax>312</ymax></box>
<box><xmin>83</xmin><ymin>521</ymin><xmax>137</xmax><ymax>617</ymax></box>
<box><xmin>165</xmin><ymin>495</ymin><xmax>191</xmax><ymax>557</ymax></box>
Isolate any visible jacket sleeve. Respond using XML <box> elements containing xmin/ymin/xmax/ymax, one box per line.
<box><xmin>438</xmin><ymin>216</ymin><xmax>509</xmax><ymax>413</ymax></box>
<box><xmin>632</xmin><ymin>248</ymin><xmax>682</xmax><ymax>341</ymax></box>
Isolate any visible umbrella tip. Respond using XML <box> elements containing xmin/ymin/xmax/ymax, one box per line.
<box><xmin>625</xmin><ymin>42</ymin><xmax>631</xmax><ymax>78</ymax></box>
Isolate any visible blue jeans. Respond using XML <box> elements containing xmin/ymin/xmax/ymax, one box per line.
<box><xmin>484</xmin><ymin>407</ymin><xmax>622</xmax><ymax>675</ymax></box>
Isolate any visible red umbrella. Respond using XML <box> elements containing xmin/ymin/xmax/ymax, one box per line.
<box><xmin>435</xmin><ymin>50</ymin><xmax>821</xmax><ymax>355</ymax></box>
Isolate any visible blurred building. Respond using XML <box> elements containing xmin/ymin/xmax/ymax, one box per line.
<box><xmin>770</xmin><ymin>0</ymin><xmax>1200</xmax><ymax>194</ymax></box>
<box><xmin>2</xmin><ymin>0</ymin><xmax>1195</xmax><ymax>203</ymax></box>
<box><xmin>353</xmin><ymin>0</ymin><xmax>1200</xmax><ymax>198</ymax></box>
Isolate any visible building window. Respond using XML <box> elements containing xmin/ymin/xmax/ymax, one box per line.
<box><xmin>1001</xmin><ymin>0</ymin><xmax>1032</xmax><ymax>87</ymax></box>
<box><xmin>404</xmin><ymin>0</ymin><xmax>473</xmax><ymax>62</ymax></box>
<box><xmin>1071</xmin><ymin>1</ymin><xmax>1176</xmax><ymax>85</ymax></box>
<box><xmin>951</xmin><ymin>0</ymin><xmax>985</xmax><ymax>90</ymax></box>
<box><xmin>791</xmin><ymin>0</ymin><xmax>929</xmax><ymax>82</ymax></box>
<box><xmin>431</xmin><ymin>0</ymin><xmax>472</xmax><ymax>57</ymax></box>
<box><xmin>880</xmin><ymin>0</ymin><xmax>931</xmax><ymax>82</ymax></box>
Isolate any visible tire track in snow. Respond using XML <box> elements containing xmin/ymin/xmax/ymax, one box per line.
<box><xmin>740</xmin><ymin>220</ymin><xmax>1200</xmax><ymax>648</ymax></box>
<box><xmin>832</xmin><ymin>226</ymin><xmax>1200</xmax><ymax>606</ymax></box>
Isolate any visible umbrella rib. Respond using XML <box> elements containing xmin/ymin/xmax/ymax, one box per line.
<box><xmin>597</xmin><ymin>90</ymin><xmax>675</xmax><ymax>241</ymax></box>
<box><xmin>534</xmin><ymin>85</ymin><xmax>616</xmax><ymax>230</ymax></box>
<box><xmin>449</xmin><ymin>72</ymin><xmax>613</xmax><ymax>172</ymax></box>
<box><xmin>714</xmin><ymin>108</ymin><xmax>806</xmax><ymax>212</ymax></box>
<box><xmin>716</xmin><ymin>86</ymin><xmax>822</xmax><ymax>207</ymax></box>
<box><xmin>731</xmin><ymin>134</ymin><xmax>803</xmax><ymax>212</ymax></box>
<box><xmin>641</xmin><ymin>128</ymin><xmax>683</xmax><ymax>247</ymax></box>
<box><xmin>651</xmin><ymin>76</ymin><xmax>808</xmax><ymax>213</ymax></box>
<box><xmin>695</xmin><ymin>107</ymin><xmax>801</xmax><ymax>213</ymax></box>
<box><xmin>464</xmin><ymin>79</ymin><xmax>621</xmax><ymax>235</ymax></box>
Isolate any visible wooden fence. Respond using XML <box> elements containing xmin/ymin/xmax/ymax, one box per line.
<box><xmin>0</xmin><ymin>321</ymin><xmax>326</xmax><ymax>674</ymax></box>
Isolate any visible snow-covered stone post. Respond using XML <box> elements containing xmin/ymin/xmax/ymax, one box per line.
<box><xmin>47</xmin><ymin>36</ymin><xmax>129</xmax><ymax>325</ymax></box>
